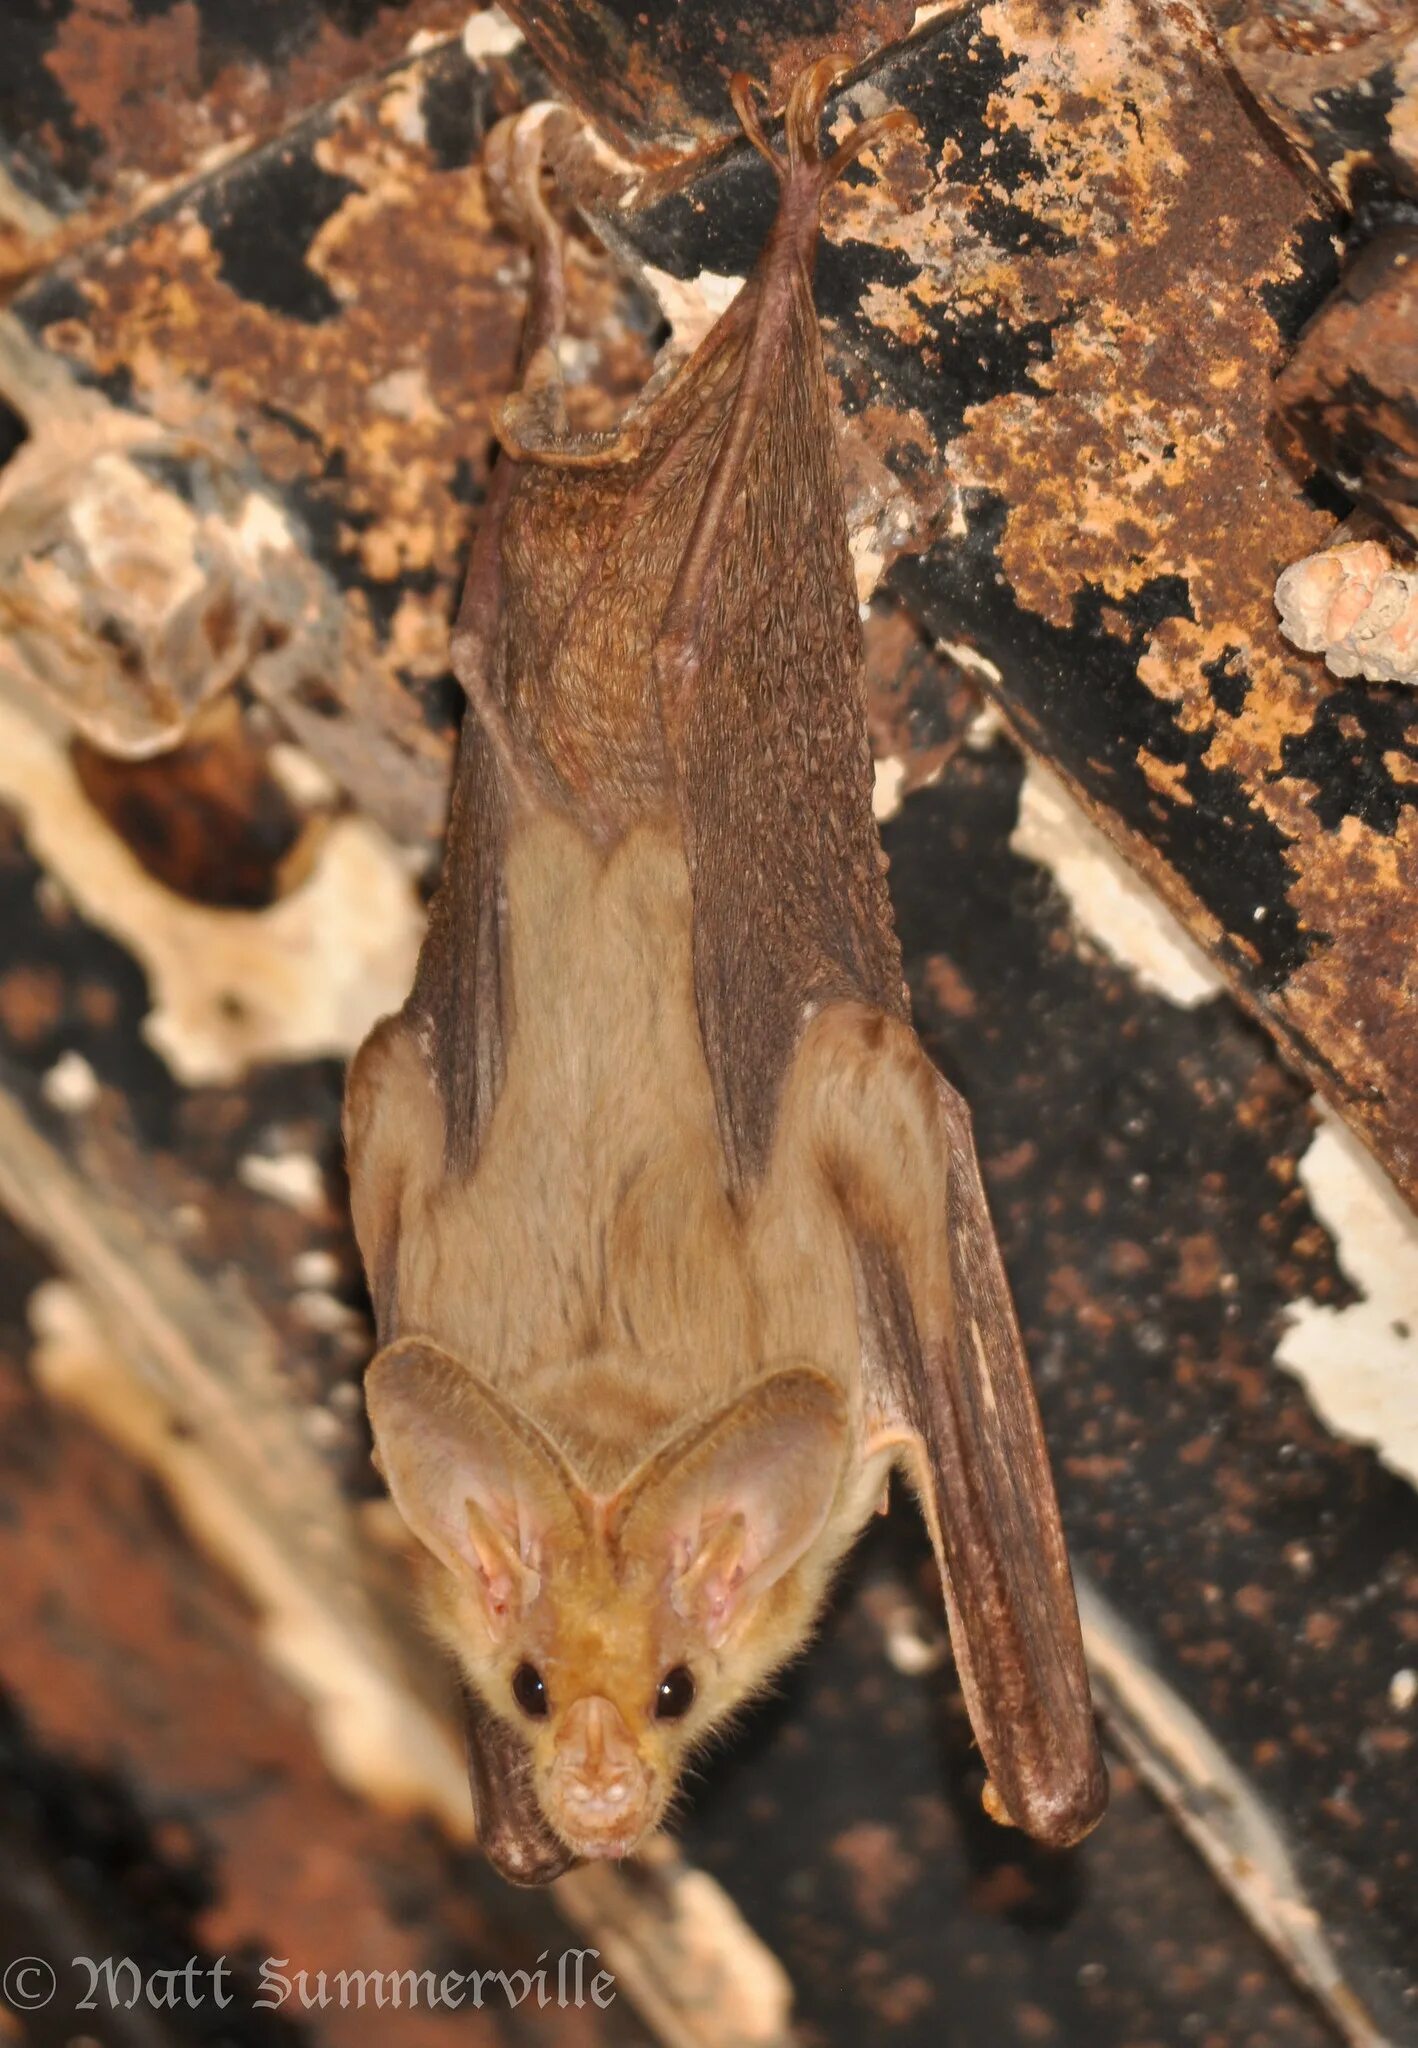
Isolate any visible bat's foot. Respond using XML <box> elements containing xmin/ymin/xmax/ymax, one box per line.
<box><xmin>729</xmin><ymin>55</ymin><xmax>915</xmax><ymax>199</ymax></box>
<box><xmin>484</xmin><ymin>105</ymin><xmax>575</xmax><ymax>441</ymax></box>
<box><xmin>981</xmin><ymin>1777</ymin><xmax>1016</xmax><ymax>1829</ymax></box>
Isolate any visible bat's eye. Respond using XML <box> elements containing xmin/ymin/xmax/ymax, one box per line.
<box><xmin>654</xmin><ymin>1666</ymin><xmax>696</xmax><ymax>1720</ymax></box>
<box><xmin>512</xmin><ymin>1662</ymin><xmax>549</xmax><ymax>1718</ymax></box>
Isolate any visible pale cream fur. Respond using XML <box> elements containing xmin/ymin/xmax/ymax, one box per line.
<box><xmin>352</xmin><ymin>809</ymin><xmax>899</xmax><ymax>1858</ymax></box>
<box><xmin>396</xmin><ymin>810</ymin><xmax>865</xmax><ymax>1484</ymax></box>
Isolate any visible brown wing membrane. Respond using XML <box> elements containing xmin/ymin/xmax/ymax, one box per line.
<box><xmin>801</xmin><ymin>1004</ymin><xmax>1107</xmax><ymax>1846</ymax></box>
<box><xmin>656</xmin><ymin>60</ymin><xmax>914</xmax><ymax>1190</ymax></box>
<box><xmin>460</xmin><ymin>1686</ymin><xmax>579</xmax><ymax>1886</ymax></box>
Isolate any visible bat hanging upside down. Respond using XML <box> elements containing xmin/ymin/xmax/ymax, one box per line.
<box><xmin>344</xmin><ymin>57</ymin><xmax>1108</xmax><ymax>1884</ymax></box>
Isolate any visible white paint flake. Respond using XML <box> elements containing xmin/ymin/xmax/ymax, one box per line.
<box><xmin>0</xmin><ymin>698</ymin><xmax>423</xmax><ymax>1087</ymax></box>
<box><xmin>462</xmin><ymin>6</ymin><xmax>524</xmax><ymax>59</ymax></box>
<box><xmin>238</xmin><ymin>1151</ymin><xmax>326</xmax><ymax>1216</ymax></box>
<box><xmin>937</xmin><ymin>638</ymin><xmax>1002</xmax><ymax>686</ymax></box>
<box><xmin>41</xmin><ymin>1051</ymin><xmax>99</xmax><ymax>1113</ymax></box>
<box><xmin>1010</xmin><ymin>761</ymin><xmax>1224</xmax><ymax>1007</ymax></box>
<box><xmin>872</xmin><ymin>755</ymin><xmax>908</xmax><ymax>822</ymax></box>
<box><xmin>640</xmin><ymin>264</ymin><xmax>746</xmax><ymax>354</ymax></box>
<box><xmin>1277</xmin><ymin>1108</ymin><xmax>1418</xmax><ymax>1492</ymax></box>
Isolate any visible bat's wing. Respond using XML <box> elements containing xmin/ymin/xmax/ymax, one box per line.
<box><xmin>779</xmin><ymin>1006</ymin><xmax>1108</xmax><ymax>1846</ymax></box>
<box><xmin>643</xmin><ymin>70</ymin><xmax>1106</xmax><ymax>1844</ymax></box>
<box><xmin>653</xmin><ymin>62</ymin><xmax>913</xmax><ymax>1188</ymax></box>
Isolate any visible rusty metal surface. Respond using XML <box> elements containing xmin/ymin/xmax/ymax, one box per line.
<box><xmin>870</xmin><ymin>651</ymin><xmax>1418</xmax><ymax>2042</ymax></box>
<box><xmin>1</xmin><ymin>35</ymin><xmax>657</xmax><ymax>842</ymax></box>
<box><xmin>0</xmin><ymin>0</ymin><xmax>472</xmax><ymax>268</ymax></box>
<box><xmin>498</xmin><ymin>0</ymin><xmax>922</xmax><ymax>167</ymax></box>
<box><xmin>594</xmin><ymin>6</ymin><xmax>1417</xmax><ymax>1211</ymax></box>
<box><xmin>1276</xmin><ymin>228</ymin><xmax>1418</xmax><ymax>546</ymax></box>
<box><xmin>1204</xmin><ymin>0</ymin><xmax>1418</xmax><ymax>209</ymax></box>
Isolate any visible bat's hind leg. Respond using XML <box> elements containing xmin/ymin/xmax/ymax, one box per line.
<box><xmin>732</xmin><ymin>53</ymin><xmax>913</xmax><ymax>193</ymax></box>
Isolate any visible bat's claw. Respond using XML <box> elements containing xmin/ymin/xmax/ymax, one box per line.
<box><xmin>483</xmin><ymin>103</ymin><xmax>577</xmax><ymax>247</ymax></box>
<box><xmin>729</xmin><ymin>56</ymin><xmax>917</xmax><ymax>196</ymax></box>
<box><xmin>981</xmin><ymin>1778</ymin><xmax>1017</xmax><ymax>1830</ymax></box>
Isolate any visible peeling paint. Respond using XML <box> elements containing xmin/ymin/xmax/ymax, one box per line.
<box><xmin>852</xmin><ymin>522</ymin><xmax>888</xmax><ymax>603</ymax></box>
<box><xmin>237</xmin><ymin>1151</ymin><xmax>327</xmax><ymax>1215</ymax></box>
<box><xmin>0</xmin><ymin>698</ymin><xmax>423</xmax><ymax>1085</ymax></box>
<box><xmin>40</xmin><ymin>1049</ymin><xmax>99</xmax><ymax>1113</ymax></box>
<box><xmin>462</xmin><ymin>5</ymin><xmax>525</xmax><ymax>59</ymax></box>
<box><xmin>640</xmin><ymin>261</ymin><xmax>746</xmax><ymax>352</ymax></box>
<box><xmin>872</xmin><ymin>753</ymin><xmax>908</xmax><ymax>820</ymax></box>
<box><xmin>1277</xmin><ymin>1107</ymin><xmax>1418</xmax><ymax>1492</ymax></box>
<box><xmin>937</xmin><ymin>638</ymin><xmax>1002</xmax><ymax>686</ymax></box>
<box><xmin>1010</xmin><ymin>761</ymin><xmax>1226</xmax><ymax>1007</ymax></box>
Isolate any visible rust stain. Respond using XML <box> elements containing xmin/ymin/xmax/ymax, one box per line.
<box><xmin>21</xmin><ymin>52</ymin><xmax>656</xmax><ymax>846</ymax></box>
<box><xmin>32</xmin><ymin>0</ymin><xmax>471</xmax><ymax>237</ymax></box>
<box><xmin>829</xmin><ymin>1819</ymin><xmax>922</xmax><ymax>1930</ymax></box>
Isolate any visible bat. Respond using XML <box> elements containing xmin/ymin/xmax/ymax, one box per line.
<box><xmin>344</xmin><ymin>57</ymin><xmax>1108</xmax><ymax>1885</ymax></box>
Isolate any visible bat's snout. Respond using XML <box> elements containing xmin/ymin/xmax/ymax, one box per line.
<box><xmin>549</xmin><ymin>1695</ymin><xmax>654</xmax><ymax>1856</ymax></box>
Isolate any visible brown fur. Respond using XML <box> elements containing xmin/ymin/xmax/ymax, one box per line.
<box><xmin>345</xmin><ymin>60</ymin><xmax>1106</xmax><ymax>1882</ymax></box>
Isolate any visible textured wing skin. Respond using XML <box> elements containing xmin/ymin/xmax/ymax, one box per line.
<box><xmin>461</xmin><ymin>1684</ymin><xmax>577</xmax><ymax>1887</ymax></box>
<box><xmin>812</xmin><ymin>1012</ymin><xmax>1108</xmax><ymax>1846</ymax></box>
<box><xmin>406</xmin><ymin>716</ymin><xmax>509</xmax><ymax>1183</ymax></box>
<box><xmin>664</xmin><ymin>256</ymin><xmax>907</xmax><ymax>1189</ymax></box>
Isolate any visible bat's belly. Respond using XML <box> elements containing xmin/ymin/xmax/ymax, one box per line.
<box><xmin>402</xmin><ymin>808</ymin><xmax>771</xmax><ymax>1472</ymax></box>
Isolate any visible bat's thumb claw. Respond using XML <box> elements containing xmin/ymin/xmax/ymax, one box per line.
<box><xmin>981</xmin><ymin>1778</ymin><xmax>1017</xmax><ymax>1830</ymax></box>
<box><xmin>484</xmin><ymin>103</ymin><xmax>580</xmax><ymax>245</ymax></box>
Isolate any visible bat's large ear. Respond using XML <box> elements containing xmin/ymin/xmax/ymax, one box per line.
<box><xmin>366</xmin><ymin>1338</ymin><xmax>589</xmax><ymax>1639</ymax></box>
<box><xmin>611</xmin><ymin>1368</ymin><xmax>849</xmax><ymax>1647</ymax></box>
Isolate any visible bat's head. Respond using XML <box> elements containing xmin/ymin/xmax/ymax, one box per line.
<box><xmin>367</xmin><ymin>1340</ymin><xmax>857</xmax><ymax>1866</ymax></box>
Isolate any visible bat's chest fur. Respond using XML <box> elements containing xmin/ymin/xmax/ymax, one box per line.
<box><xmin>403</xmin><ymin>809</ymin><xmax>860</xmax><ymax>1488</ymax></box>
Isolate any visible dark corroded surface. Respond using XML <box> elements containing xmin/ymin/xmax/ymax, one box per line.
<box><xmin>880</xmin><ymin>698</ymin><xmax>1418</xmax><ymax>2041</ymax></box>
<box><xmin>681</xmin><ymin>1529</ymin><xmax>1339</xmax><ymax>2048</ymax></box>
<box><xmin>0</xmin><ymin>0</ymin><xmax>470</xmax><ymax>264</ymax></box>
<box><xmin>0</xmin><ymin>1215</ymin><xmax>651</xmax><ymax>2048</ymax></box>
<box><xmin>499</xmin><ymin>0</ymin><xmax>921</xmax><ymax>165</ymax></box>
<box><xmin>1203</xmin><ymin>0</ymin><xmax>1418</xmax><ymax>211</ymax></box>
<box><xmin>603</xmin><ymin>9</ymin><xmax>1418</xmax><ymax>1209</ymax></box>
<box><xmin>1276</xmin><ymin>227</ymin><xmax>1418</xmax><ymax>545</ymax></box>
<box><xmin>4</xmin><ymin>36</ymin><xmax>657</xmax><ymax>845</ymax></box>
